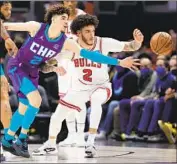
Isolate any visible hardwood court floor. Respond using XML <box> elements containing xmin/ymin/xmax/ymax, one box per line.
<box><xmin>2</xmin><ymin>140</ymin><xmax>177</xmax><ymax>163</ymax></box>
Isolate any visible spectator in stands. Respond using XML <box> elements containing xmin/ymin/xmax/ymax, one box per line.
<box><xmin>119</xmin><ymin>55</ymin><xmax>157</xmax><ymax>140</ymax></box>
<box><xmin>169</xmin><ymin>55</ymin><xmax>177</xmax><ymax>76</ymax></box>
<box><xmin>158</xmin><ymin>86</ymin><xmax>177</xmax><ymax>144</ymax></box>
<box><xmin>137</xmin><ymin>58</ymin><xmax>176</xmax><ymax>141</ymax></box>
<box><xmin>97</xmin><ymin>64</ymin><xmax>138</xmax><ymax>139</ymax></box>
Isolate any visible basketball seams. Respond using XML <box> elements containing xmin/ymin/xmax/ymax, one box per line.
<box><xmin>156</xmin><ymin>33</ymin><xmax>171</xmax><ymax>54</ymax></box>
<box><xmin>154</xmin><ymin>32</ymin><xmax>162</xmax><ymax>52</ymax></box>
<box><xmin>158</xmin><ymin>35</ymin><xmax>172</xmax><ymax>55</ymax></box>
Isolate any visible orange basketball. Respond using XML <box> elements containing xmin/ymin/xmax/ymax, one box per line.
<box><xmin>150</xmin><ymin>32</ymin><xmax>173</xmax><ymax>56</ymax></box>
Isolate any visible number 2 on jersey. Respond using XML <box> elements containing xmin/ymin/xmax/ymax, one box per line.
<box><xmin>30</xmin><ymin>55</ymin><xmax>43</xmax><ymax>65</ymax></box>
<box><xmin>83</xmin><ymin>69</ymin><xmax>92</xmax><ymax>82</ymax></box>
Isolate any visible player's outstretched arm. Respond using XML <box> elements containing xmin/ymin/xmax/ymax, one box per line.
<box><xmin>4</xmin><ymin>21</ymin><xmax>41</xmax><ymax>37</ymax></box>
<box><xmin>63</xmin><ymin>38</ymin><xmax>119</xmax><ymax>65</ymax></box>
<box><xmin>62</xmin><ymin>38</ymin><xmax>140</xmax><ymax>70</ymax></box>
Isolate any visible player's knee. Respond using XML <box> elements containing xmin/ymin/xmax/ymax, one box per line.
<box><xmin>66</xmin><ymin>111</ymin><xmax>76</xmax><ymax>122</ymax></box>
<box><xmin>1</xmin><ymin>101</ymin><xmax>12</xmax><ymax>117</ymax></box>
<box><xmin>18</xmin><ymin>102</ymin><xmax>28</xmax><ymax>115</ymax></box>
<box><xmin>27</xmin><ymin>90</ymin><xmax>42</xmax><ymax>108</ymax></box>
<box><xmin>91</xmin><ymin>89</ymin><xmax>107</xmax><ymax>104</ymax></box>
<box><xmin>0</xmin><ymin>91</ymin><xmax>9</xmax><ymax>101</ymax></box>
<box><xmin>50</xmin><ymin>112</ymin><xmax>62</xmax><ymax>125</ymax></box>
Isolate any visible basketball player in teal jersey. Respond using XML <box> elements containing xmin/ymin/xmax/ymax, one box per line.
<box><xmin>2</xmin><ymin>4</ymin><xmax>140</xmax><ymax>158</ymax></box>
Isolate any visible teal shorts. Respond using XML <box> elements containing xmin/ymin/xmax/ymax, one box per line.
<box><xmin>0</xmin><ymin>64</ymin><xmax>5</xmax><ymax>76</ymax></box>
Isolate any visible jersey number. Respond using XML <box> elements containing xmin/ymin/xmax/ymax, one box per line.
<box><xmin>83</xmin><ymin>69</ymin><xmax>92</xmax><ymax>82</ymax></box>
<box><xmin>30</xmin><ymin>56</ymin><xmax>43</xmax><ymax>65</ymax></box>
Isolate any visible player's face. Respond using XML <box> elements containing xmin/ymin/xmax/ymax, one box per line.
<box><xmin>79</xmin><ymin>25</ymin><xmax>95</xmax><ymax>46</ymax></box>
<box><xmin>0</xmin><ymin>3</ymin><xmax>12</xmax><ymax>20</ymax></box>
<box><xmin>52</xmin><ymin>14</ymin><xmax>68</xmax><ymax>32</ymax></box>
<box><xmin>63</xmin><ymin>1</ymin><xmax>77</xmax><ymax>11</ymax></box>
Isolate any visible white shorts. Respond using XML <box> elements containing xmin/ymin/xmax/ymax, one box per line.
<box><xmin>59</xmin><ymin>82</ymin><xmax>112</xmax><ymax>112</ymax></box>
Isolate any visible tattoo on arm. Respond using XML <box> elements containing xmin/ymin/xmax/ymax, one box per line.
<box><xmin>0</xmin><ymin>20</ymin><xmax>10</xmax><ymax>40</ymax></box>
<box><xmin>40</xmin><ymin>64</ymin><xmax>55</xmax><ymax>73</ymax></box>
<box><xmin>124</xmin><ymin>40</ymin><xmax>141</xmax><ymax>51</ymax></box>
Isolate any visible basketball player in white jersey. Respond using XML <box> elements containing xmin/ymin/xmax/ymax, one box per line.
<box><xmin>58</xmin><ymin>1</ymin><xmax>87</xmax><ymax>147</ymax></box>
<box><xmin>32</xmin><ymin>14</ymin><xmax>143</xmax><ymax>157</ymax></box>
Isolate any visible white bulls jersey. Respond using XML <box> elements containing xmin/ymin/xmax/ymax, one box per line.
<box><xmin>58</xmin><ymin>9</ymin><xmax>86</xmax><ymax>97</ymax></box>
<box><xmin>57</xmin><ymin>36</ymin><xmax>125</xmax><ymax>91</ymax></box>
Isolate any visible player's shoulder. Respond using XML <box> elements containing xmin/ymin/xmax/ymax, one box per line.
<box><xmin>28</xmin><ymin>21</ymin><xmax>42</xmax><ymax>31</ymax></box>
<box><xmin>96</xmin><ymin>36</ymin><xmax>113</xmax><ymax>43</ymax></box>
<box><xmin>76</xmin><ymin>8</ymin><xmax>86</xmax><ymax>15</ymax></box>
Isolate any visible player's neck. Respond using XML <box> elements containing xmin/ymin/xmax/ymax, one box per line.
<box><xmin>48</xmin><ymin>24</ymin><xmax>61</xmax><ymax>39</ymax></box>
<box><xmin>69</xmin><ymin>8</ymin><xmax>77</xmax><ymax>20</ymax></box>
<box><xmin>78</xmin><ymin>40</ymin><xmax>95</xmax><ymax>51</ymax></box>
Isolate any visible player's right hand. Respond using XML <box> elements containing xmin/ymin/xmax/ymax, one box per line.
<box><xmin>53</xmin><ymin>66</ymin><xmax>66</xmax><ymax>76</ymax></box>
<box><xmin>5</xmin><ymin>38</ymin><xmax>18</xmax><ymax>57</ymax></box>
<box><xmin>119</xmin><ymin>57</ymin><xmax>140</xmax><ymax>71</ymax></box>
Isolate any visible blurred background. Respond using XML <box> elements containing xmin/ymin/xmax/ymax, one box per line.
<box><xmin>1</xmin><ymin>1</ymin><xmax>177</xmax><ymax>144</ymax></box>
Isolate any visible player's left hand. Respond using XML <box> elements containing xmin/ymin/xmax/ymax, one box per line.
<box><xmin>53</xmin><ymin>66</ymin><xmax>66</xmax><ymax>76</ymax></box>
<box><xmin>133</xmin><ymin>29</ymin><xmax>144</xmax><ymax>43</ymax></box>
<box><xmin>5</xmin><ymin>38</ymin><xmax>18</xmax><ymax>57</ymax></box>
<box><xmin>119</xmin><ymin>56</ymin><xmax>141</xmax><ymax>71</ymax></box>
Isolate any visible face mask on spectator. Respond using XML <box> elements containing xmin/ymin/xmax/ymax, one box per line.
<box><xmin>140</xmin><ymin>67</ymin><xmax>151</xmax><ymax>78</ymax></box>
<box><xmin>156</xmin><ymin>66</ymin><xmax>167</xmax><ymax>78</ymax></box>
<box><xmin>116</xmin><ymin>66</ymin><xmax>125</xmax><ymax>74</ymax></box>
<box><xmin>171</xmin><ymin>69</ymin><xmax>177</xmax><ymax>76</ymax></box>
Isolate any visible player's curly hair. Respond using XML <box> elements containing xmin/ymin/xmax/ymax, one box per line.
<box><xmin>0</xmin><ymin>1</ymin><xmax>11</xmax><ymax>8</ymax></box>
<box><xmin>71</xmin><ymin>14</ymin><xmax>99</xmax><ymax>35</ymax></box>
<box><xmin>44</xmin><ymin>4</ymin><xmax>70</xmax><ymax>25</ymax></box>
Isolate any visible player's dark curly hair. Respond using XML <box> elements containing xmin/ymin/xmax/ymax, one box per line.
<box><xmin>0</xmin><ymin>1</ymin><xmax>11</xmax><ymax>8</ymax></box>
<box><xmin>71</xmin><ymin>14</ymin><xmax>99</xmax><ymax>35</ymax></box>
<box><xmin>44</xmin><ymin>4</ymin><xmax>70</xmax><ymax>25</ymax></box>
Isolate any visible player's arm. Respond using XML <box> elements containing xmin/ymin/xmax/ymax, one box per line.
<box><xmin>39</xmin><ymin>59</ymin><xmax>66</xmax><ymax>76</ymax></box>
<box><xmin>4</xmin><ymin>21</ymin><xmax>41</xmax><ymax>37</ymax></box>
<box><xmin>63</xmin><ymin>38</ymin><xmax>120</xmax><ymax>65</ymax></box>
<box><xmin>0</xmin><ymin>19</ymin><xmax>18</xmax><ymax>56</ymax></box>
<box><xmin>39</xmin><ymin>59</ymin><xmax>58</xmax><ymax>73</ymax></box>
<box><xmin>0</xmin><ymin>19</ymin><xmax>10</xmax><ymax>40</ymax></box>
<box><xmin>40</xmin><ymin>63</ymin><xmax>56</xmax><ymax>74</ymax></box>
<box><xmin>62</xmin><ymin>38</ymin><xmax>140</xmax><ymax>70</ymax></box>
<box><xmin>122</xmin><ymin>29</ymin><xmax>144</xmax><ymax>51</ymax></box>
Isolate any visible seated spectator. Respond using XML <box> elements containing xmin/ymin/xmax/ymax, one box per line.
<box><xmin>169</xmin><ymin>55</ymin><xmax>177</xmax><ymax>76</ymax></box>
<box><xmin>109</xmin><ymin>106</ymin><xmax>121</xmax><ymax>140</ymax></box>
<box><xmin>119</xmin><ymin>56</ymin><xmax>157</xmax><ymax>140</ymax></box>
<box><xmin>96</xmin><ymin>65</ymin><xmax>138</xmax><ymax>139</ymax></box>
<box><xmin>137</xmin><ymin>58</ymin><xmax>176</xmax><ymax>141</ymax></box>
<box><xmin>158</xmin><ymin>87</ymin><xmax>177</xmax><ymax>144</ymax></box>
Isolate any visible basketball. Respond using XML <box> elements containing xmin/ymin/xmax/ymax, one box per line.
<box><xmin>150</xmin><ymin>32</ymin><xmax>173</xmax><ymax>56</ymax></box>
